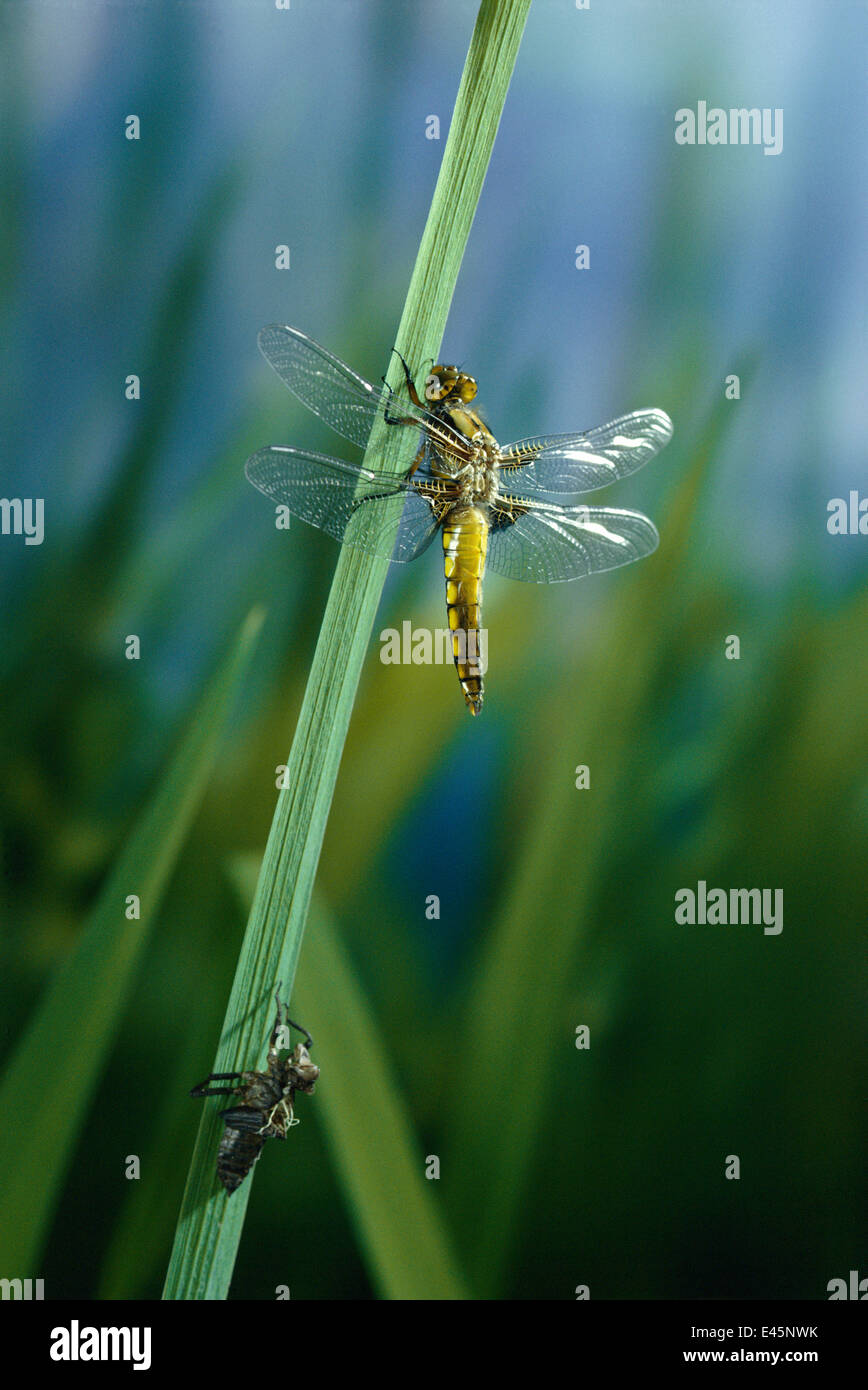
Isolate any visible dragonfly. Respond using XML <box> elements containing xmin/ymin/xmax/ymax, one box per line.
<box><xmin>245</xmin><ymin>325</ymin><xmax>673</xmax><ymax>715</ymax></box>
<box><xmin>190</xmin><ymin>992</ymin><xmax>319</xmax><ymax>1195</ymax></box>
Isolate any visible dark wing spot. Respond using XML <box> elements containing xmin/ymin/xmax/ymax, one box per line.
<box><xmin>490</xmin><ymin>494</ymin><xmax>532</xmax><ymax>530</ymax></box>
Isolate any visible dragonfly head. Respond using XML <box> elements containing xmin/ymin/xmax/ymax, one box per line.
<box><xmin>424</xmin><ymin>365</ymin><xmax>478</xmax><ymax>405</ymax></box>
<box><xmin>285</xmin><ymin>1044</ymin><xmax>319</xmax><ymax>1094</ymax></box>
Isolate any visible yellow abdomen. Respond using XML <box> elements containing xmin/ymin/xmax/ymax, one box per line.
<box><xmin>441</xmin><ymin>504</ymin><xmax>488</xmax><ymax>715</ymax></box>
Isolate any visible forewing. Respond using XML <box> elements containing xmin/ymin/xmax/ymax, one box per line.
<box><xmin>499</xmin><ymin>409</ymin><xmax>673</xmax><ymax>499</ymax></box>
<box><xmin>258</xmin><ymin>324</ymin><xmax>437</xmax><ymax>452</ymax></box>
<box><xmin>487</xmin><ymin>501</ymin><xmax>659</xmax><ymax>583</ymax></box>
<box><xmin>245</xmin><ymin>446</ymin><xmax>440</xmax><ymax>563</ymax></box>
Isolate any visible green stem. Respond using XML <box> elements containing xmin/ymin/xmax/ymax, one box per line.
<box><xmin>163</xmin><ymin>0</ymin><xmax>532</xmax><ymax>1301</ymax></box>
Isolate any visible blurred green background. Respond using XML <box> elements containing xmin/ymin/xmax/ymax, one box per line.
<box><xmin>1</xmin><ymin>0</ymin><xmax>866</xmax><ymax>1300</ymax></box>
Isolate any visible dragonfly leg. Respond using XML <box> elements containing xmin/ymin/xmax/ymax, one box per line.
<box><xmin>382</xmin><ymin>380</ymin><xmax>419</xmax><ymax>429</ymax></box>
<box><xmin>285</xmin><ymin>1017</ymin><xmax>314</xmax><ymax>1049</ymax></box>
<box><xmin>390</xmin><ymin>347</ymin><xmax>426</xmax><ymax>409</ymax></box>
<box><xmin>191</xmin><ymin>1073</ymin><xmax>243</xmax><ymax>1098</ymax></box>
<box><xmin>404</xmin><ymin>439</ymin><xmax>429</xmax><ymax>480</ymax></box>
<box><xmin>267</xmin><ymin>991</ymin><xmax>313</xmax><ymax>1052</ymax></box>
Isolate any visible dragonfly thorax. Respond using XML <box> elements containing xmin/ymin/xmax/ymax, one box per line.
<box><xmin>467</xmin><ymin>443</ymin><xmax>501</xmax><ymax>505</ymax></box>
<box><xmin>432</xmin><ymin>426</ymin><xmax>501</xmax><ymax>507</ymax></box>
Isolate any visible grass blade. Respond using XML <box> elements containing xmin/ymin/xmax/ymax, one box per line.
<box><xmin>234</xmin><ymin>862</ymin><xmax>471</xmax><ymax>1299</ymax></box>
<box><xmin>162</xmin><ymin>0</ymin><xmax>532</xmax><ymax>1300</ymax></box>
<box><xmin>295</xmin><ymin>898</ymin><xmax>470</xmax><ymax>1299</ymax></box>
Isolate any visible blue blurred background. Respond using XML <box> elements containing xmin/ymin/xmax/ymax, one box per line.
<box><xmin>1</xmin><ymin>0</ymin><xmax>866</xmax><ymax>1299</ymax></box>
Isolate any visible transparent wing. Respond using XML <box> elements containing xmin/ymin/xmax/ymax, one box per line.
<box><xmin>498</xmin><ymin>409</ymin><xmax>673</xmax><ymax>499</ymax></box>
<box><xmin>245</xmin><ymin>446</ymin><xmax>441</xmax><ymax>563</ymax></box>
<box><xmin>486</xmin><ymin>501</ymin><xmax>659</xmax><ymax>583</ymax></box>
<box><xmin>258</xmin><ymin>324</ymin><xmax>444</xmax><ymax>453</ymax></box>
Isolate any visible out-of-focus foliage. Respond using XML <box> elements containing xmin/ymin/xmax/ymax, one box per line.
<box><xmin>0</xmin><ymin>608</ymin><xmax>263</xmax><ymax>1273</ymax></box>
<box><xmin>0</xmin><ymin>2</ymin><xmax>865</xmax><ymax>1299</ymax></box>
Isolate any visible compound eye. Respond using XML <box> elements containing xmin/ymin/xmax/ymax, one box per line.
<box><xmin>424</xmin><ymin>373</ymin><xmax>441</xmax><ymax>401</ymax></box>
